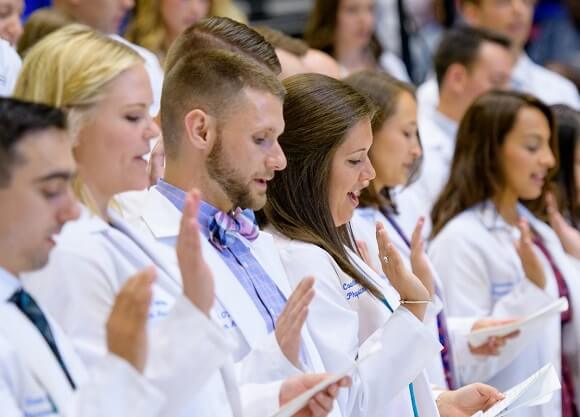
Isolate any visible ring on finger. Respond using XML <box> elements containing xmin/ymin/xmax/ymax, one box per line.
<box><xmin>382</xmin><ymin>256</ymin><xmax>389</xmax><ymax>265</ymax></box>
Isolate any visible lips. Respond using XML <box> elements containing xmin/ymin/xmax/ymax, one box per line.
<box><xmin>530</xmin><ymin>173</ymin><xmax>546</xmax><ymax>187</ymax></box>
<box><xmin>348</xmin><ymin>191</ymin><xmax>360</xmax><ymax>207</ymax></box>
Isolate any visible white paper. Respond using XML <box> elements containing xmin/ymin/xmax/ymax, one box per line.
<box><xmin>471</xmin><ymin>363</ymin><xmax>561</xmax><ymax>417</ymax></box>
<box><xmin>468</xmin><ymin>297</ymin><xmax>568</xmax><ymax>348</ymax></box>
<box><xmin>270</xmin><ymin>343</ymin><xmax>383</xmax><ymax>417</ymax></box>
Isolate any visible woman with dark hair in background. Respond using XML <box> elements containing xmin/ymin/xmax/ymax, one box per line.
<box><xmin>429</xmin><ymin>91</ymin><xmax>580</xmax><ymax>417</ymax></box>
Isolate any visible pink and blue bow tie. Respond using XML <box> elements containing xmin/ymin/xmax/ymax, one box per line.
<box><xmin>208</xmin><ymin>208</ymin><xmax>259</xmax><ymax>251</ymax></box>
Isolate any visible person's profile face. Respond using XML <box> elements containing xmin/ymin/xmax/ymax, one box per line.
<box><xmin>0</xmin><ymin>0</ymin><xmax>23</xmax><ymax>45</ymax></box>
<box><xmin>160</xmin><ymin>0</ymin><xmax>210</xmax><ymax>42</ymax></box>
<box><xmin>499</xmin><ymin>106</ymin><xmax>555</xmax><ymax>202</ymax></box>
<box><xmin>74</xmin><ymin>63</ymin><xmax>159</xmax><ymax>200</ymax></box>
<box><xmin>206</xmin><ymin>88</ymin><xmax>286</xmax><ymax>211</ymax></box>
<box><xmin>328</xmin><ymin>117</ymin><xmax>375</xmax><ymax>227</ymax></box>
<box><xmin>0</xmin><ymin>129</ymin><xmax>79</xmax><ymax>275</ymax></box>
<box><xmin>465</xmin><ymin>0</ymin><xmax>536</xmax><ymax>50</ymax></box>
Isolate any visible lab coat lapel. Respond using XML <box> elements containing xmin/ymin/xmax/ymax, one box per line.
<box><xmin>200</xmin><ymin>237</ymin><xmax>269</xmax><ymax>346</ymax></box>
<box><xmin>0</xmin><ymin>303</ymin><xmax>74</xmax><ymax>413</ymax></box>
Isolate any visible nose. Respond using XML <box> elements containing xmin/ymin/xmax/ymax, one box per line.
<box><xmin>146</xmin><ymin>118</ymin><xmax>161</xmax><ymax>141</ymax></box>
<box><xmin>363</xmin><ymin>157</ymin><xmax>376</xmax><ymax>182</ymax></box>
<box><xmin>541</xmin><ymin>146</ymin><xmax>556</xmax><ymax>169</ymax></box>
<box><xmin>411</xmin><ymin>135</ymin><xmax>422</xmax><ymax>159</ymax></box>
<box><xmin>512</xmin><ymin>0</ymin><xmax>531</xmax><ymax>16</ymax></box>
<box><xmin>268</xmin><ymin>141</ymin><xmax>287</xmax><ymax>172</ymax></box>
<box><xmin>58</xmin><ymin>189</ymin><xmax>81</xmax><ymax>224</ymax></box>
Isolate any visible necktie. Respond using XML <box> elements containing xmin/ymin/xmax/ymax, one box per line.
<box><xmin>208</xmin><ymin>208</ymin><xmax>259</xmax><ymax>251</ymax></box>
<box><xmin>382</xmin><ymin>209</ymin><xmax>457</xmax><ymax>389</ymax></box>
<box><xmin>10</xmin><ymin>288</ymin><xmax>76</xmax><ymax>390</ymax></box>
<box><xmin>533</xmin><ymin>237</ymin><xmax>578</xmax><ymax>417</ymax></box>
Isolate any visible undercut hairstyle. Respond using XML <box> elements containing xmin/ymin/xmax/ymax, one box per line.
<box><xmin>431</xmin><ymin>91</ymin><xmax>557</xmax><ymax>238</ymax></box>
<box><xmin>434</xmin><ymin>26</ymin><xmax>512</xmax><ymax>87</ymax></box>
<box><xmin>161</xmin><ymin>48</ymin><xmax>286</xmax><ymax>159</ymax></box>
<box><xmin>344</xmin><ymin>70</ymin><xmax>421</xmax><ymax>212</ymax></box>
<box><xmin>262</xmin><ymin>74</ymin><xmax>383</xmax><ymax>298</ymax></box>
<box><xmin>0</xmin><ymin>98</ymin><xmax>66</xmax><ymax>187</ymax></box>
<box><xmin>164</xmin><ymin>16</ymin><xmax>281</xmax><ymax>75</ymax></box>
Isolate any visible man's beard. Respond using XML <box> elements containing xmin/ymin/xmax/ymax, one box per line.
<box><xmin>207</xmin><ymin>135</ymin><xmax>264</xmax><ymax>210</ymax></box>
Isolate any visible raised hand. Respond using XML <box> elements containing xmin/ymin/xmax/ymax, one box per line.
<box><xmin>409</xmin><ymin>217</ymin><xmax>435</xmax><ymax>297</ymax></box>
<box><xmin>276</xmin><ymin>277</ymin><xmax>315</xmax><ymax>367</ymax></box>
<box><xmin>279</xmin><ymin>373</ymin><xmax>352</xmax><ymax>417</ymax></box>
<box><xmin>107</xmin><ymin>267</ymin><xmax>155</xmax><ymax>373</ymax></box>
<box><xmin>376</xmin><ymin>222</ymin><xmax>430</xmax><ymax>320</ymax></box>
<box><xmin>355</xmin><ymin>239</ymin><xmax>378</xmax><ymax>273</ymax></box>
<box><xmin>546</xmin><ymin>192</ymin><xmax>580</xmax><ymax>259</ymax></box>
<box><xmin>436</xmin><ymin>383</ymin><xmax>504</xmax><ymax>417</ymax></box>
<box><xmin>514</xmin><ymin>218</ymin><xmax>546</xmax><ymax>289</ymax></box>
<box><xmin>176</xmin><ymin>189</ymin><xmax>214</xmax><ymax>316</ymax></box>
<box><xmin>469</xmin><ymin>318</ymin><xmax>520</xmax><ymax>356</ymax></box>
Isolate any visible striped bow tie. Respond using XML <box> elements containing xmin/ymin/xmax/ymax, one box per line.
<box><xmin>208</xmin><ymin>208</ymin><xmax>259</xmax><ymax>251</ymax></box>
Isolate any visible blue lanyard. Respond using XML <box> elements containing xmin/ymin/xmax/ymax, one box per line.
<box><xmin>381</xmin><ymin>297</ymin><xmax>420</xmax><ymax>417</ymax></box>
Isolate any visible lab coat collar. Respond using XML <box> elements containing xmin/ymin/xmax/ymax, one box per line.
<box><xmin>475</xmin><ymin>200</ymin><xmax>538</xmax><ymax>236</ymax></box>
<box><xmin>141</xmin><ymin>187</ymin><xmax>182</xmax><ymax>238</ymax></box>
<box><xmin>0</xmin><ymin>296</ymin><xmax>75</xmax><ymax>412</ymax></box>
<box><xmin>0</xmin><ymin>266</ymin><xmax>20</xmax><ymax>302</ymax></box>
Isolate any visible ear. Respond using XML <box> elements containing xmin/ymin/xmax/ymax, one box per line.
<box><xmin>444</xmin><ymin>63</ymin><xmax>469</xmax><ymax>95</ymax></box>
<box><xmin>183</xmin><ymin>109</ymin><xmax>215</xmax><ymax>151</ymax></box>
<box><xmin>462</xmin><ymin>2</ymin><xmax>481</xmax><ymax>26</ymax></box>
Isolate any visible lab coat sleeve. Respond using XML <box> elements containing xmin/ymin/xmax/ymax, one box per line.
<box><xmin>280</xmin><ymin>245</ymin><xmax>441</xmax><ymax>417</ymax></box>
<box><xmin>65</xmin><ymin>353</ymin><xmax>165</xmax><ymax>417</ymax></box>
<box><xmin>145</xmin><ymin>296</ymin><xmax>237</xmax><ymax>417</ymax></box>
<box><xmin>235</xmin><ymin>331</ymin><xmax>303</xmax><ymax>385</ymax></box>
<box><xmin>240</xmin><ymin>380</ymin><xmax>284</xmax><ymax>417</ymax></box>
<box><xmin>429</xmin><ymin>231</ymin><xmax>554</xmax><ymax>384</ymax></box>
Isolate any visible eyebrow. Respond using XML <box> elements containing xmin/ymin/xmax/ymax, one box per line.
<box><xmin>348</xmin><ymin>148</ymin><xmax>368</xmax><ymax>154</ymax></box>
<box><xmin>34</xmin><ymin>171</ymin><xmax>75</xmax><ymax>183</ymax></box>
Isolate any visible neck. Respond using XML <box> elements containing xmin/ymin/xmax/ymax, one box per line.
<box><xmin>83</xmin><ymin>179</ymin><xmax>112</xmax><ymax>221</ymax></box>
<box><xmin>492</xmin><ymin>189</ymin><xmax>519</xmax><ymax>225</ymax></box>
<box><xmin>163</xmin><ymin>29</ymin><xmax>178</xmax><ymax>54</ymax></box>
<box><xmin>437</xmin><ymin>92</ymin><xmax>464</xmax><ymax>123</ymax></box>
<box><xmin>334</xmin><ymin>43</ymin><xmax>373</xmax><ymax>72</ymax></box>
<box><xmin>0</xmin><ymin>260</ymin><xmax>19</xmax><ymax>278</ymax></box>
<box><xmin>164</xmin><ymin>158</ymin><xmax>234</xmax><ymax>212</ymax></box>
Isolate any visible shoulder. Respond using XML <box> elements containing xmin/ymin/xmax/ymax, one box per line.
<box><xmin>430</xmin><ymin>207</ymin><xmax>487</xmax><ymax>248</ymax></box>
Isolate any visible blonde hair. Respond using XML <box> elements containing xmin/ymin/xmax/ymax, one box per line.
<box><xmin>125</xmin><ymin>0</ymin><xmax>167</xmax><ymax>60</ymax></box>
<box><xmin>13</xmin><ymin>24</ymin><xmax>143</xmax><ymax>214</ymax></box>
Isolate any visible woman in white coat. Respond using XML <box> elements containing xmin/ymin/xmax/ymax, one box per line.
<box><xmin>344</xmin><ymin>70</ymin><xmax>521</xmax><ymax>391</ymax></box>
<box><xmin>429</xmin><ymin>90</ymin><xmax>580</xmax><ymax>417</ymax></box>
<box><xmin>14</xmin><ymin>25</ymin><xmax>344</xmax><ymax>417</ymax></box>
<box><xmin>262</xmin><ymin>73</ymin><xmax>504</xmax><ymax>417</ymax></box>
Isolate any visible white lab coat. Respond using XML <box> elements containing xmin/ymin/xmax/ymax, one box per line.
<box><xmin>23</xmin><ymin>206</ymin><xmax>275</xmax><ymax>417</ymax></box>
<box><xmin>417</xmin><ymin>52</ymin><xmax>580</xmax><ymax>115</ymax></box>
<box><xmin>124</xmin><ymin>187</ymin><xmax>343</xmax><ymax>417</ymax></box>
<box><xmin>0</xmin><ymin>267</ymin><xmax>165</xmax><ymax>417</ymax></box>
<box><xmin>268</xmin><ymin>228</ymin><xmax>442</xmax><ymax>417</ymax></box>
<box><xmin>351</xmin><ymin>207</ymin><xmax>479</xmax><ymax>389</ymax></box>
<box><xmin>397</xmin><ymin>110</ymin><xmax>458</xmax><ymax>228</ymax></box>
<box><xmin>428</xmin><ymin>200</ymin><xmax>580</xmax><ymax>417</ymax></box>
<box><xmin>0</xmin><ymin>39</ymin><xmax>20</xmax><ymax>97</ymax></box>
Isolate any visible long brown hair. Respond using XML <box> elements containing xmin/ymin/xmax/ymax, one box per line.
<box><xmin>304</xmin><ymin>0</ymin><xmax>383</xmax><ymax>60</ymax></box>
<box><xmin>344</xmin><ymin>70</ymin><xmax>420</xmax><ymax>211</ymax></box>
<box><xmin>431</xmin><ymin>90</ymin><xmax>558</xmax><ymax>238</ymax></box>
<box><xmin>263</xmin><ymin>74</ymin><xmax>381</xmax><ymax>296</ymax></box>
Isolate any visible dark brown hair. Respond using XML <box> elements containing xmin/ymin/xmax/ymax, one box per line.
<box><xmin>434</xmin><ymin>25</ymin><xmax>512</xmax><ymax>86</ymax></box>
<box><xmin>164</xmin><ymin>16</ymin><xmax>281</xmax><ymax>75</ymax></box>
<box><xmin>263</xmin><ymin>74</ymin><xmax>382</xmax><ymax>296</ymax></box>
<box><xmin>344</xmin><ymin>70</ymin><xmax>420</xmax><ymax>211</ymax></box>
<box><xmin>431</xmin><ymin>90</ymin><xmax>558</xmax><ymax>237</ymax></box>
<box><xmin>161</xmin><ymin>48</ymin><xmax>285</xmax><ymax>159</ymax></box>
<box><xmin>304</xmin><ymin>0</ymin><xmax>383</xmax><ymax>61</ymax></box>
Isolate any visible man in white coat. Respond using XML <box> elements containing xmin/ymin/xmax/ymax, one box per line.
<box><xmin>0</xmin><ymin>97</ymin><xmax>168</xmax><ymax>417</ymax></box>
<box><xmin>398</xmin><ymin>26</ymin><xmax>513</xmax><ymax>220</ymax></box>
<box><xmin>129</xmin><ymin>46</ymin><xmax>345</xmax><ymax>416</ymax></box>
<box><xmin>417</xmin><ymin>0</ymin><xmax>580</xmax><ymax>112</ymax></box>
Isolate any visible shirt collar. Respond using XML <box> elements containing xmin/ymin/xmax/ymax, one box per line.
<box><xmin>512</xmin><ymin>53</ymin><xmax>533</xmax><ymax>90</ymax></box>
<box><xmin>0</xmin><ymin>266</ymin><xmax>21</xmax><ymax>302</ymax></box>
<box><xmin>432</xmin><ymin>110</ymin><xmax>459</xmax><ymax>142</ymax></box>
<box><xmin>474</xmin><ymin>200</ymin><xmax>530</xmax><ymax>237</ymax></box>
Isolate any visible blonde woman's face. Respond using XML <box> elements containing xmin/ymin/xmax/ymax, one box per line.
<box><xmin>0</xmin><ymin>0</ymin><xmax>23</xmax><ymax>45</ymax></box>
<box><xmin>160</xmin><ymin>0</ymin><xmax>210</xmax><ymax>41</ymax></box>
<box><xmin>74</xmin><ymin>64</ymin><xmax>160</xmax><ymax>200</ymax></box>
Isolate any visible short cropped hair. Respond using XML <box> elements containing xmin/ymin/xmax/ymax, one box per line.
<box><xmin>164</xmin><ymin>17</ymin><xmax>281</xmax><ymax>75</ymax></box>
<box><xmin>161</xmin><ymin>48</ymin><xmax>286</xmax><ymax>159</ymax></box>
<box><xmin>0</xmin><ymin>98</ymin><xmax>66</xmax><ymax>187</ymax></box>
<box><xmin>434</xmin><ymin>26</ymin><xmax>511</xmax><ymax>86</ymax></box>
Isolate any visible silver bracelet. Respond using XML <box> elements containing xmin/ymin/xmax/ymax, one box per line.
<box><xmin>399</xmin><ymin>299</ymin><xmax>431</xmax><ymax>305</ymax></box>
